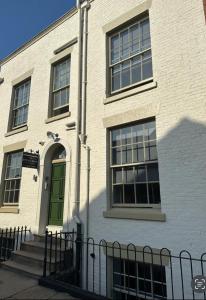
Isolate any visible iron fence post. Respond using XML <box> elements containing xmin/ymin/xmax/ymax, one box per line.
<box><xmin>43</xmin><ymin>230</ymin><xmax>48</xmax><ymax>277</ymax></box>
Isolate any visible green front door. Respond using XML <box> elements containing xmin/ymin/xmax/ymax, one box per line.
<box><xmin>48</xmin><ymin>162</ymin><xmax>65</xmax><ymax>226</ymax></box>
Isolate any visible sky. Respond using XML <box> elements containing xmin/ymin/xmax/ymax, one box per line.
<box><xmin>0</xmin><ymin>0</ymin><xmax>76</xmax><ymax>60</ymax></box>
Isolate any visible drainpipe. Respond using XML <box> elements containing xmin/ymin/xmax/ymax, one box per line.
<box><xmin>73</xmin><ymin>0</ymin><xmax>83</xmax><ymax>224</ymax></box>
<box><xmin>81</xmin><ymin>0</ymin><xmax>90</xmax><ymax>143</ymax></box>
<box><xmin>83</xmin><ymin>145</ymin><xmax>90</xmax><ymax>239</ymax></box>
<box><xmin>73</xmin><ymin>0</ymin><xmax>91</xmax><ymax>289</ymax></box>
<box><xmin>73</xmin><ymin>0</ymin><xmax>90</xmax><ymax>225</ymax></box>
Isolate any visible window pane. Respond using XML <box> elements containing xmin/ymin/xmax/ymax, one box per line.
<box><xmin>122</xmin><ymin>145</ymin><xmax>132</xmax><ymax>164</ymax></box>
<box><xmin>113</xmin><ymin>258</ymin><xmax>124</xmax><ymax>273</ymax></box>
<box><xmin>142</xmin><ymin>55</ymin><xmax>153</xmax><ymax>80</ymax></box>
<box><xmin>112</xmin><ymin>147</ymin><xmax>121</xmax><ymax>165</ymax></box>
<box><xmin>111</xmin><ymin>34</ymin><xmax>120</xmax><ymax>64</ymax></box>
<box><xmin>23</xmin><ymin>82</ymin><xmax>30</xmax><ymax>103</ymax></box>
<box><xmin>112</xmin><ymin>65</ymin><xmax>121</xmax><ymax>91</ymax></box>
<box><xmin>133</xmin><ymin>143</ymin><xmax>144</xmax><ymax>162</ymax></box>
<box><xmin>113</xmin><ymin>168</ymin><xmax>122</xmax><ymax>184</ymax></box>
<box><xmin>124</xmin><ymin>167</ymin><xmax>134</xmax><ymax>184</ymax></box>
<box><xmin>145</xmin><ymin>141</ymin><xmax>157</xmax><ymax>161</ymax></box>
<box><xmin>121</xmin><ymin>126</ymin><xmax>132</xmax><ymax>145</ymax></box>
<box><xmin>138</xmin><ymin>263</ymin><xmax>151</xmax><ymax>280</ymax></box>
<box><xmin>5</xmin><ymin>181</ymin><xmax>11</xmax><ymax>190</ymax></box>
<box><xmin>152</xmin><ymin>265</ymin><xmax>166</xmax><ymax>282</ymax></box>
<box><xmin>60</xmin><ymin>87</ymin><xmax>69</xmax><ymax>107</ymax></box>
<box><xmin>132</xmin><ymin>124</ymin><xmax>144</xmax><ymax>143</ymax></box>
<box><xmin>144</xmin><ymin>120</ymin><xmax>156</xmax><ymax>141</ymax></box>
<box><xmin>130</xmin><ymin>24</ymin><xmax>140</xmax><ymax>54</ymax></box>
<box><xmin>121</xmin><ymin>61</ymin><xmax>130</xmax><ymax>88</ymax></box>
<box><xmin>125</xmin><ymin>260</ymin><xmax>136</xmax><ymax>276</ymax></box>
<box><xmin>22</xmin><ymin>106</ymin><xmax>28</xmax><ymax>124</ymax></box>
<box><xmin>53</xmin><ymin>91</ymin><xmax>61</xmax><ymax>109</ymax></box>
<box><xmin>11</xmin><ymin>180</ymin><xmax>16</xmax><ymax>191</ymax></box>
<box><xmin>120</xmin><ymin>29</ymin><xmax>129</xmax><ymax>59</ymax></box>
<box><xmin>113</xmin><ymin>185</ymin><xmax>123</xmax><ymax>204</ymax></box>
<box><xmin>4</xmin><ymin>191</ymin><xmax>9</xmax><ymax>203</ymax></box>
<box><xmin>54</xmin><ymin>59</ymin><xmax>70</xmax><ymax>90</ymax></box>
<box><xmin>148</xmin><ymin>183</ymin><xmax>160</xmax><ymax>204</ymax></box>
<box><xmin>139</xmin><ymin>280</ymin><xmax>152</xmax><ymax>294</ymax></box>
<box><xmin>13</xmin><ymin>103</ymin><xmax>28</xmax><ymax>127</ymax></box>
<box><xmin>113</xmin><ymin>291</ymin><xmax>125</xmax><ymax>300</ymax></box>
<box><xmin>147</xmin><ymin>164</ymin><xmax>159</xmax><ymax>181</ymax></box>
<box><xmin>136</xmin><ymin>184</ymin><xmax>147</xmax><ymax>204</ymax></box>
<box><xmin>153</xmin><ymin>283</ymin><xmax>167</xmax><ymax>298</ymax></box>
<box><xmin>140</xmin><ymin>19</ymin><xmax>151</xmax><ymax>50</ymax></box>
<box><xmin>9</xmin><ymin>191</ymin><xmax>14</xmax><ymax>203</ymax></box>
<box><xmin>124</xmin><ymin>184</ymin><xmax>135</xmax><ymax>203</ymax></box>
<box><xmin>135</xmin><ymin>166</ymin><xmax>146</xmax><ymax>182</ymax></box>
<box><xmin>15</xmin><ymin>179</ymin><xmax>20</xmax><ymax>190</ymax></box>
<box><xmin>131</xmin><ymin>56</ymin><xmax>141</xmax><ymax>84</ymax></box>
<box><xmin>112</xmin><ymin>129</ymin><xmax>121</xmax><ymax>147</ymax></box>
<box><xmin>113</xmin><ymin>273</ymin><xmax>124</xmax><ymax>288</ymax></box>
<box><xmin>13</xmin><ymin>190</ymin><xmax>19</xmax><ymax>203</ymax></box>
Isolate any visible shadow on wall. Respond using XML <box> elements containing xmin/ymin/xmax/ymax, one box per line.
<box><xmin>65</xmin><ymin>117</ymin><xmax>206</xmax><ymax>255</ymax></box>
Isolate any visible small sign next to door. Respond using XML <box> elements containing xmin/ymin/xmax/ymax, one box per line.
<box><xmin>22</xmin><ymin>152</ymin><xmax>39</xmax><ymax>169</ymax></box>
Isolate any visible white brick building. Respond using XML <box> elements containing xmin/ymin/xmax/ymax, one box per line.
<box><xmin>0</xmin><ymin>0</ymin><xmax>206</xmax><ymax>299</ymax></box>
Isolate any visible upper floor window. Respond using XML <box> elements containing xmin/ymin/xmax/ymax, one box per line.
<box><xmin>3</xmin><ymin>151</ymin><xmax>23</xmax><ymax>204</ymax></box>
<box><xmin>110</xmin><ymin>119</ymin><xmax>160</xmax><ymax>207</ymax></box>
<box><xmin>51</xmin><ymin>57</ymin><xmax>70</xmax><ymax>117</ymax></box>
<box><xmin>109</xmin><ymin>15</ymin><xmax>153</xmax><ymax>93</ymax></box>
<box><xmin>11</xmin><ymin>79</ymin><xmax>31</xmax><ymax>129</ymax></box>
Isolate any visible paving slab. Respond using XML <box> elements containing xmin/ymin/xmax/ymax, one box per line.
<box><xmin>0</xmin><ymin>268</ymin><xmax>36</xmax><ymax>298</ymax></box>
<box><xmin>0</xmin><ymin>268</ymin><xmax>79</xmax><ymax>299</ymax></box>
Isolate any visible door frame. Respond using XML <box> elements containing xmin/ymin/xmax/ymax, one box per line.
<box><xmin>47</xmin><ymin>159</ymin><xmax>66</xmax><ymax>226</ymax></box>
<box><xmin>37</xmin><ymin>141</ymin><xmax>71</xmax><ymax>235</ymax></box>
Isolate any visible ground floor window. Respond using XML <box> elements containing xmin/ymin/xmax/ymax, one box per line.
<box><xmin>112</xmin><ymin>258</ymin><xmax>167</xmax><ymax>299</ymax></box>
<box><xmin>3</xmin><ymin>151</ymin><xmax>23</xmax><ymax>204</ymax></box>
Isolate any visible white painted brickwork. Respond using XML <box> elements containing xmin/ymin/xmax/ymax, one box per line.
<box><xmin>76</xmin><ymin>0</ymin><xmax>206</xmax><ymax>257</ymax></box>
<box><xmin>0</xmin><ymin>2</ymin><xmax>206</xmax><ymax>296</ymax></box>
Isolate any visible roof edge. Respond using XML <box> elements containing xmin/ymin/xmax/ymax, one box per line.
<box><xmin>0</xmin><ymin>6</ymin><xmax>78</xmax><ymax>67</ymax></box>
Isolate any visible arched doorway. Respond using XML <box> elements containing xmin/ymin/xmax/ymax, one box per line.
<box><xmin>48</xmin><ymin>144</ymin><xmax>66</xmax><ymax>226</ymax></box>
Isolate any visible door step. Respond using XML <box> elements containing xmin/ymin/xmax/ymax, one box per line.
<box><xmin>1</xmin><ymin>234</ymin><xmax>65</xmax><ymax>279</ymax></box>
<box><xmin>1</xmin><ymin>260</ymin><xmax>42</xmax><ymax>279</ymax></box>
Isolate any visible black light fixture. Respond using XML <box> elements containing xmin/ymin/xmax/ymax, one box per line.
<box><xmin>47</xmin><ymin>131</ymin><xmax>59</xmax><ymax>141</ymax></box>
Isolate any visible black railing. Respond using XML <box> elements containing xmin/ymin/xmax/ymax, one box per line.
<box><xmin>42</xmin><ymin>234</ymin><xmax>206</xmax><ymax>300</ymax></box>
<box><xmin>43</xmin><ymin>230</ymin><xmax>77</xmax><ymax>280</ymax></box>
<box><xmin>0</xmin><ymin>226</ymin><xmax>31</xmax><ymax>261</ymax></box>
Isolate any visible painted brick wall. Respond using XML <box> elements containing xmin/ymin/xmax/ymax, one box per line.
<box><xmin>78</xmin><ymin>0</ymin><xmax>206</xmax><ymax>258</ymax></box>
<box><xmin>0</xmin><ymin>0</ymin><xmax>205</xmax><ymax>259</ymax></box>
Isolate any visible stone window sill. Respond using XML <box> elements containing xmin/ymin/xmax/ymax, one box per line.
<box><xmin>103</xmin><ymin>208</ymin><xmax>166</xmax><ymax>222</ymax></box>
<box><xmin>45</xmin><ymin>111</ymin><xmax>71</xmax><ymax>124</ymax></box>
<box><xmin>104</xmin><ymin>80</ymin><xmax>157</xmax><ymax>104</ymax></box>
<box><xmin>0</xmin><ymin>206</ymin><xmax>19</xmax><ymax>214</ymax></box>
<box><xmin>5</xmin><ymin>125</ymin><xmax>28</xmax><ymax>137</ymax></box>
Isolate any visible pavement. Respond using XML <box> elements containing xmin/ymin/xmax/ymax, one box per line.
<box><xmin>0</xmin><ymin>268</ymin><xmax>79</xmax><ymax>299</ymax></box>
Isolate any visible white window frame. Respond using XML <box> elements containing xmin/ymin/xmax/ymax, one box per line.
<box><xmin>11</xmin><ymin>79</ymin><xmax>31</xmax><ymax>129</ymax></box>
<box><xmin>109</xmin><ymin>15</ymin><xmax>153</xmax><ymax>94</ymax></box>
<box><xmin>109</xmin><ymin>120</ymin><xmax>161</xmax><ymax>208</ymax></box>
<box><xmin>51</xmin><ymin>57</ymin><xmax>70</xmax><ymax>116</ymax></box>
<box><xmin>3</xmin><ymin>151</ymin><xmax>23</xmax><ymax>205</ymax></box>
